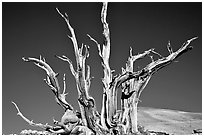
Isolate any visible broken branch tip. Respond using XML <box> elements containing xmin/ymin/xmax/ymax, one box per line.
<box><xmin>22</xmin><ymin>57</ymin><xmax>28</xmax><ymax>61</ymax></box>
<box><xmin>189</xmin><ymin>36</ymin><xmax>198</xmax><ymax>42</ymax></box>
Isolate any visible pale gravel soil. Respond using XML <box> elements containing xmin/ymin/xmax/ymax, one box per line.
<box><xmin>137</xmin><ymin>107</ymin><xmax>202</xmax><ymax>135</ymax></box>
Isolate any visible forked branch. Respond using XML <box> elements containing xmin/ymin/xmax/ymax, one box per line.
<box><xmin>56</xmin><ymin>55</ymin><xmax>77</xmax><ymax>78</ymax></box>
<box><xmin>113</xmin><ymin>37</ymin><xmax>198</xmax><ymax>89</ymax></box>
<box><xmin>56</xmin><ymin>8</ymin><xmax>79</xmax><ymax>61</ymax></box>
<box><xmin>92</xmin><ymin>2</ymin><xmax>118</xmax><ymax>130</ymax></box>
<box><xmin>145</xmin><ymin>37</ymin><xmax>198</xmax><ymax>73</ymax></box>
<box><xmin>56</xmin><ymin>7</ymin><xmax>100</xmax><ymax>134</ymax></box>
<box><xmin>22</xmin><ymin>56</ymin><xmax>73</xmax><ymax>111</ymax></box>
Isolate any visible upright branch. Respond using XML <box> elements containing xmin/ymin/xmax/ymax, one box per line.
<box><xmin>100</xmin><ymin>2</ymin><xmax>116</xmax><ymax>129</ymax></box>
<box><xmin>56</xmin><ymin>8</ymin><xmax>101</xmax><ymax>134</ymax></box>
<box><xmin>22</xmin><ymin>56</ymin><xmax>73</xmax><ymax>111</ymax></box>
<box><xmin>88</xmin><ymin>2</ymin><xmax>117</xmax><ymax>130</ymax></box>
<box><xmin>56</xmin><ymin>8</ymin><xmax>80</xmax><ymax>63</ymax></box>
<box><xmin>119</xmin><ymin>48</ymin><xmax>153</xmax><ymax>133</ymax></box>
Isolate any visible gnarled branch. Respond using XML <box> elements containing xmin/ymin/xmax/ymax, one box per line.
<box><xmin>96</xmin><ymin>2</ymin><xmax>118</xmax><ymax>129</ymax></box>
<box><xmin>116</xmin><ymin>37</ymin><xmax>197</xmax><ymax>133</ymax></box>
<box><xmin>22</xmin><ymin>56</ymin><xmax>73</xmax><ymax>111</ymax></box>
<box><xmin>56</xmin><ymin>8</ymin><xmax>100</xmax><ymax>134</ymax></box>
<box><xmin>113</xmin><ymin>37</ymin><xmax>197</xmax><ymax>89</ymax></box>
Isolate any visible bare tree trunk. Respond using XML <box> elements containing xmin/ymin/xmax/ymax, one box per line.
<box><xmin>116</xmin><ymin>37</ymin><xmax>197</xmax><ymax>133</ymax></box>
<box><xmin>88</xmin><ymin>2</ymin><xmax>116</xmax><ymax>130</ymax></box>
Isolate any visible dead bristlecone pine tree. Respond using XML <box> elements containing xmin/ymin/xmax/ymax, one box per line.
<box><xmin>12</xmin><ymin>2</ymin><xmax>197</xmax><ymax>135</ymax></box>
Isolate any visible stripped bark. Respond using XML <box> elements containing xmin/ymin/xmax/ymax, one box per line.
<box><xmin>116</xmin><ymin>37</ymin><xmax>197</xmax><ymax>133</ymax></box>
<box><xmin>88</xmin><ymin>2</ymin><xmax>115</xmax><ymax>130</ymax></box>
<box><xmin>56</xmin><ymin>8</ymin><xmax>100</xmax><ymax>134</ymax></box>
<box><xmin>22</xmin><ymin>56</ymin><xmax>73</xmax><ymax>111</ymax></box>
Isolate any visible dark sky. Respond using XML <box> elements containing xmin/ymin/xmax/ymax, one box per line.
<box><xmin>2</xmin><ymin>2</ymin><xmax>201</xmax><ymax>134</ymax></box>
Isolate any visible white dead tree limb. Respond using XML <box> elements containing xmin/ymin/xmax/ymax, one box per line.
<box><xmin>22</xmin><ymin>56</ymin><xmax>73</xmax><ymax>111</ymax></box>
<box><xmin>56</xmin><ymin>8</ymin><xmax>102</xmax><ymax>134</ymax></box>
<box><xmin>88</xmin><ymin>2</ymin><xmax>118</xmax><ymax>130</ymax></box>
<box><xmin>12</xmin><ymin>101</ymin><xmax>67</xmax><ymax>134</ymax></box>
<box><xmin>111</xmin><ymin>36</ymin><xmax>197</xmax><ymax>134</ymax></box>
<box><xmin>98</xmin><ymin>2</ymin><xmax>115</xmax><ymax>129</ymax></box>
<box><xmin>119</xmin><ymin>48</ymin><xmax>154</xmax><ymax>133</ymax></box>
<box><xmin>13</xmin><ymin>2</ymin><xmax>197</xmax><ymax>135</ymax></box>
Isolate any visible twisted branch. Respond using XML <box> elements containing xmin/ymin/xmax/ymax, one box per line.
<box><xmin>56</xmin><ymin>8</ymin><xmax>100</xmax><ymax>134</ymax></box>
<box><xmin>94</xmin><ymin>2</ymin><xmax>117</xmax><ymax>129</ymax></box>
<box><xmin>112</xmin><ymin>37</ymin><xmax>198</xmax><ymax>90</ymax></box>
<box><xmin>118</xmin><ymin>37</ymin><xmax>197</xmax><ymax>133</ymax></box>
<box><xmin>22</xmin><ymin>56</ymin><xmax>73</xmax><ymax>111</ymax></box>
